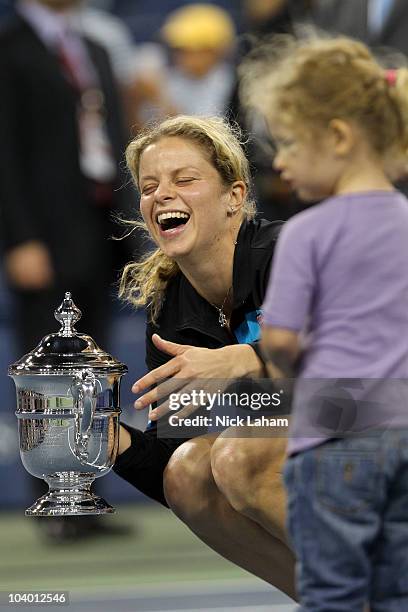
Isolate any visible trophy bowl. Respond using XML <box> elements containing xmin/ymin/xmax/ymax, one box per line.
<box><xmin>9</xmin><ymin>292</ymin><xmax>127</xmax><ymax>517</ymax></box>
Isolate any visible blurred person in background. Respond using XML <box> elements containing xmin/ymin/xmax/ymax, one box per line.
<box><xmin>229</xmin><ymin>0</ymin><xmax>312</xmax><ymax>222</ymax></box>
<box><xmin>241</xmin><ymin>0</ymin><xmax>306</xmax><ymax>36</ymax></box>
<box><xmin>311</xmin><ymin>0</ymin><xmax>408</xmax><ymax>54</ymax></box>
<box><xmin>129</xmin><ymin>3</ymin><xmax>237</xmax><ymax>129</ymax></box>
<box><xmin>71</xmin><ymin>0</ymin><xmax>143</xmax><ymax>130</ymax></box>
<box><xmin>0</xmin><ymin>0</ymin><xmax>133</xmax><ymax>540</ymax></box>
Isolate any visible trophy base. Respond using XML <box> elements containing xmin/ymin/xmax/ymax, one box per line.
<box><xmin>25</xmin><ymin>473</ymin><xmax>115</xmax><ymax>516</ymax></box>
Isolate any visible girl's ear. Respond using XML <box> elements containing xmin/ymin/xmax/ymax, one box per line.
<box><xmin>329</xmin><ymin>119</ymin><xmax>355</xmax><ymax>157</ymax></box>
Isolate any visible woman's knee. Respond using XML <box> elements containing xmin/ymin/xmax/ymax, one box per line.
<box><xmin>163</xmin><ymin>437</ymin><xmax>216</xmax><ymax>525</ymax></box>
<box><xmin>210</xmin><ymin>437</ymin><xmax>258</xmax><ymax>514</ymax></box>
<box><xmin>210</xmin><ymin>434</ymin><xmax>287</xmax><ymax>517</ymax></box>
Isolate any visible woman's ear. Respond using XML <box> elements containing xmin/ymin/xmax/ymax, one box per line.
<box><xmin>329</xmin><ymin>119</ymin><xmax>355</xmax><ymax>157</ymax></box>
<box><xmin>228</xmin><ymin>181</ymin><xmax>246</xmax><ymax>214</ymax></box>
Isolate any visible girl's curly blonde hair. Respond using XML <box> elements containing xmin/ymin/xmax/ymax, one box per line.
<box><xmin>241</xmin><ymin>34</ymin><xmax>408</xmax><ymax>172</ymax></box>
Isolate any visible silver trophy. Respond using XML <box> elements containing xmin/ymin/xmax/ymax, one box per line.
<box><xmin>9</xmin><ymin>292</ymin><xmax>127</xmax><ymax>516</ymax></box>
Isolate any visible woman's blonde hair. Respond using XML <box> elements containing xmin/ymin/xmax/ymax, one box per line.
<box><xmin>119</xmin><ymin>115</ymin><xmax>256</xmax><ymax>322</ymax></box>
<box><xmin>241</xmin><ymin>34</ymin><xmax>408</xmax><ymax>168</ymax></box>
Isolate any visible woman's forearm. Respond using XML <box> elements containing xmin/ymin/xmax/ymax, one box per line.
<box><xmin>114</xmin><ymin>425</ymin><xmax>186</xmax><ymax>506</ymax></box>
<box><xmin>118</xmin><ymin>425</ymin><xmax>132</xmax><ymax>455</ymax></box>
<box><xmin>218</xmin><ymin>344</ymin><xmax>265</xmax><ymax>379</ymax></box>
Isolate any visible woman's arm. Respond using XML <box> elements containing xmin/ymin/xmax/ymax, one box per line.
<box><xmin>113</xmin><ymin>425</ymin><xmax>185</xmax><ymax>506</ymax></box>
<box><xmin>113</xmin><ymin>337</ymin><xmax>264</xmax><ymax>504</ymax></box>
<box><xmin>133</xmin><ymin>334</ymin><xmax>265</xmax><ymax>421</ymax></box>
<box><xmin>118</xmin><ymin>425</ymin><xmax>132</xmax><ymax>455</ymax></box>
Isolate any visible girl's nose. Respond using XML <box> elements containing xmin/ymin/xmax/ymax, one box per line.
<box><xmin>273</xmin><ymin>151</ymin><xmax>285</xmax><ymax>172</ymax></box>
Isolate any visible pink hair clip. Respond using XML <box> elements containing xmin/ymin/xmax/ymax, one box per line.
<box><xmin>385</xmin><ymin>69</ymin><xmax>398</xmax><ymax>86</ymax></box>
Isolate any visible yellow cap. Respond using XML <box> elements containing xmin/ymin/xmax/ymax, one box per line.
<box><xmin>161</xmin><ymin>3</ymin><xmax>236</xmax><ymax>51</ymax></box>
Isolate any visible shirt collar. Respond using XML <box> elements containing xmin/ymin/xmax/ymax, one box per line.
<box><xmin>17</xmin><ymin>1</ymin><xmax>75</xmax><ymax>48</ymax></box>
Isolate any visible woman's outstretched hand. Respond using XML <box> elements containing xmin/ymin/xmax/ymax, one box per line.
<box><xmin>132</xmin><ymin>334</ymin><xmax>263</xmax><ymax>421</ymax></box>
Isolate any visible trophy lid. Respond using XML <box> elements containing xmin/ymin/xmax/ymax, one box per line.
<box><xmin>8</xmin><ymin>292</ymin><xmax>128</xmax><ymax>376</ymax></box>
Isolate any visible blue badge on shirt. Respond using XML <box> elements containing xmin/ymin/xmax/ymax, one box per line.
<box><xmin>233</xmin><ymin>309</ymin><xmax>263</xmax><ymax>344</ymax></box>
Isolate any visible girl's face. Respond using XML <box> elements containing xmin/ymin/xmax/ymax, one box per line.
<box><xmin>271</xmin><ymin>124</ymin><xmax>342</xmax><ymax>202</ymax></box>
<box><xmin>138</xmin><ymin>136</ymin><xmax>242</xmax><ymax>261</ymax></box>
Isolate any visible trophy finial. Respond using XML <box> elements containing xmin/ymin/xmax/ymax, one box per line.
<box><xmin>54</xmin><ymin>292</ymin><xmax>82</xmax><ymax>336</ymax></box>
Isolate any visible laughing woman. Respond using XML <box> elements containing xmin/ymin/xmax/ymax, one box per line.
<box><xmin>113</xmin><ymin>115</ymin><xmax>295</xmax><ymax>599</ymax></box>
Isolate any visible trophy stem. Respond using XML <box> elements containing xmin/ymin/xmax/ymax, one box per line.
<box><xmin>25</xmin><ymin>472</ymin><xmax>115</xmax><ymax>516</ymax></box>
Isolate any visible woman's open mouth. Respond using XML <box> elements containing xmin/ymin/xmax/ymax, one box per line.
<box><xmin>156</xmin><ymin>211</ymin><xmax>191</xmax><ymax>236</ymax></box>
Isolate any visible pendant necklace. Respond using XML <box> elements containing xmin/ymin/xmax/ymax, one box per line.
<box><xmin>212</xmin><ymin>238</ymin><xmax>237</xmax><ymax>327</ymax></box>
<box><xmin>212</xmin><ymin>286</ymin><xmax>232</xmax><ymax>328</ymax></box>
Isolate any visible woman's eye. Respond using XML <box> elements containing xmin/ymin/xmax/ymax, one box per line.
<box><xmin>142</xmin><ymin>185</ymin><xmax>156</xmax><ymax>195</ymax></box>
<box><xmin>176</xmin><ymin>177</ymin><xmax>195</xmax><ymax>184</ymax></box>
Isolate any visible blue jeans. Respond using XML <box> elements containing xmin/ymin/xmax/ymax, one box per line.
<box><xmin>283</xmin><ymin>431</ymin><xmax>408</xmax><ymax>612</ymax></box>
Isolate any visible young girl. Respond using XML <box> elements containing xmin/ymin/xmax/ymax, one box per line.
<box><xmin>244</xmin><ymin>37</ymin><xmax>408</xmax><ymax>611</ymax></box>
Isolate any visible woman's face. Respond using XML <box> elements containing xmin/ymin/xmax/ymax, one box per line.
<box><xmin>138</xmin><ymin>136</ymin><xmax>239</xmax><ymax>261</ymax></box>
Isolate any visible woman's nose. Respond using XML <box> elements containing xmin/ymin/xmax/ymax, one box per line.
<box><xmin>154</xmin><ymin>182</ymin><xmax>176</xmax><ymax>202</ymax></box>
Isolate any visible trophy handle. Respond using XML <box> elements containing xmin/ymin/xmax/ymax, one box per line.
<box><xmin>71</xmin><ymin>370</ymin><xmax>97</xmax><ymax>463</ymax></box>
